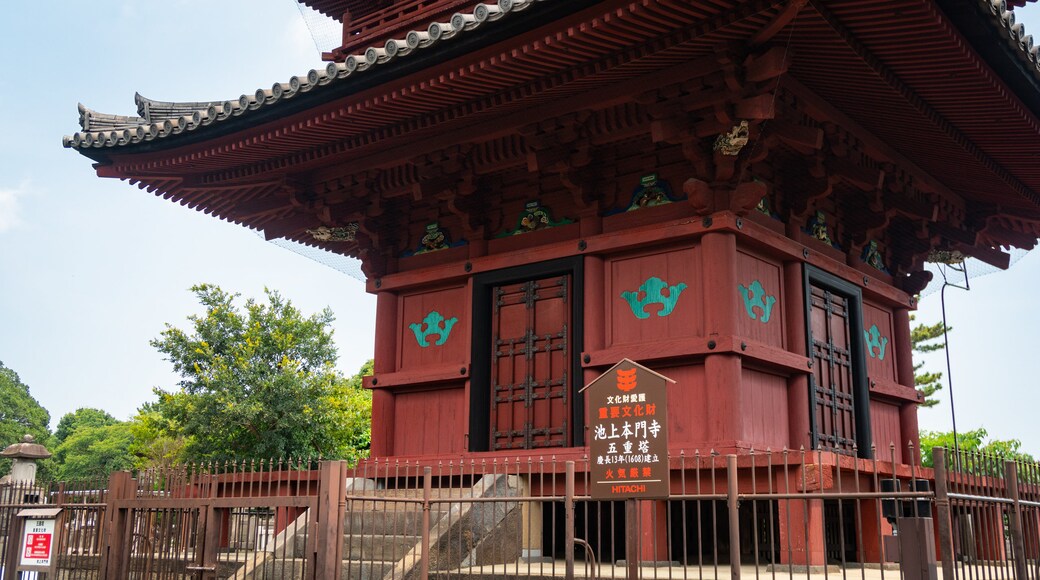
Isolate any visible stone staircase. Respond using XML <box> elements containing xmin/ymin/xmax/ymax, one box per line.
<box><xmin>239</xmin><ymin>474</ymin><xmax>523</xmax><ymax>579</ymax></box>
<box><xmin>339</xmin><ymin>487</ymin><xmax>457</xmax><ymax>580</ymax></box>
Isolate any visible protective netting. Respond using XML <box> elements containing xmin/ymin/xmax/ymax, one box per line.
<box><xmin>920</xmin><ymin>247</ymin><xmax>1029</xmax><ymax>295</ymax></box>
<box><xmin>267</xmin><ymin>235</ymin><xmax>367</xmax><ymax>282</ymax></box>
<box><xmin>294</xmin><ymin>2</ymin><xmax>343</xmax><ymax>53</ymax></box>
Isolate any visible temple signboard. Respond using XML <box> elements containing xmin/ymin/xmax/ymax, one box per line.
<box><xmin>583</xmin><ymin>358</ymin><xmax>673</xmax><ymax>500</ymax></box>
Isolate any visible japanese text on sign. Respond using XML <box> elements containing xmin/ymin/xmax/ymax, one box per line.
<box><xmin>584</xmin><ymin>359</ymin><xmax>672</xmax><ymax>500</ymax></box>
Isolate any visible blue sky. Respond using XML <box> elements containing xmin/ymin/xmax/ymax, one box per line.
<box><xmin>1</xmin><ymin>1</ymin><xmax>1038</xmax><ymax>454</ymax></box>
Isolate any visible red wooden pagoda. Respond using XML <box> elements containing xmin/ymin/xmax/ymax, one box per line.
<box><xmin>67</xmin><ymin>0</ymin><xmax>1040</xmax><ymax>567</ymax></box>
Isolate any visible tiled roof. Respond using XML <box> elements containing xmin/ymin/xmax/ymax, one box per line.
<box><xmin>64</xmin><ymin>0</ymin><xmax>544</xmax><ymax>150</ymax></box>
<box><xmin>63</xmin><ymin>0</ymin><xmax>1040</xmax><ymax>151</ymax></box>
<box><xmin>988</xmin><ymin>0</ymin><xmax>1040</xmax><ymax>71</ymax></box>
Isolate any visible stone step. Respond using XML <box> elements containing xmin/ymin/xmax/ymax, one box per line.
<box><xmin>250</xmin><ymin>558</ymin><xmax>398</xmax><ymax>580</ymax></box>
<box><xmin>344</xmin><ymin>507</ymin><xmax>448</xmax><ymax>535</ymax></box>
<box><xmin>292</xmin><ymin>531</ymin><xmax>424</xmax><ymax>562</ymax></box>
<box><xmin>345</xmin><ymin>533</ymin><xmax>422</xmax><ymax>561</ymax></box>
<box><xmin>349</xmin><ymin>487</ymin><xmax>475</xmax><ymax>499</ymax></box>
<box><xmin>343</xmin><ymin>559</ymin><xmax>400</xmax><ymax>580</ymax></box>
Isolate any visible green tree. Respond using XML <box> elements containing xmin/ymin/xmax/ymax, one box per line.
<box><xmin>127</xmin><ymin>403</ymin><xmax>187</xmax><ymax>470</ymax></box>
<box><xmin>333</xmin><ymin>360</ymin><xmax>372</xmax><ymax>461</ymax></box>
<box><xmin>151</xmin><ymin>284</ymin><xmax>367</xmax><ymax>462</ymax></box>
<box><xmin>0</xmin><ymin>360</ymin><xmax>51</xmax><ymax>476</ymax></box>
<box><xmin>919</xmin><ymin>427</ymin><xmax>1035</xmax><ymax>468</ymax></box>
<box><xmin>54</xmin><ymin>408</ymin><xmax>118</xmax><ymax>446</ymax></box>
<box><xmin>53</xmin><ymin>423</ymin><xmax>134</xmax><ymax>480</ymax></box>
<box><xmin>910</xmin><ymin>315</ymin><xmax>949</xmax><ymax>407</ymax></box>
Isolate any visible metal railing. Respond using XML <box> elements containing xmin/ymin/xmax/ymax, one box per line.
<box><xmin>2</xmin><ymin>445</ymin><xmax>1039</xmax><ymax>579</ymax></box>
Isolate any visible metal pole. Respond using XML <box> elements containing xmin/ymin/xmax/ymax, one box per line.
<box><xmin>932</xmin><ymin>448</ymin><xmax>956</xmax><ymax>580</ymax></box>
<box><xmin>727</xmin><ymin>454</ymin><xmax>741</xmax><ymax>580</ymax></box>
<box><xmin>1004</xmin><ymin>461</ymin><xmax>1028</xmax><ymax>580</ymax></box>
<box><xmin>421</xmin><ymin>466</ymin><xmax>432</xmax><ymax>580</ymax></box>
<box><xmin>565</xmin><ymin>461</ymin><xmax>575</xmax><ymax>580</ymax></box>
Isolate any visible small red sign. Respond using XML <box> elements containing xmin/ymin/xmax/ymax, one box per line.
<box><xmin>23</xmin><ymin>532</ymin><xmax>52</xmax><ymax>559</ymax></box>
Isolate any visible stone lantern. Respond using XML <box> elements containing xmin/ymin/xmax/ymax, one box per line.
<box><xmin>1</xmin><ymin>434</ymin><xmax>51</xmax><ymax>485</ymax></box>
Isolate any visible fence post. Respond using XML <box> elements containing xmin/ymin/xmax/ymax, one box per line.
<box><xmin>198</xmin><ymin>471</ymin><xmax>221</xmax><ymax>580</ymax></box>
<box><xmin>727</xmin><ymin>454</ymin><xmax>741</xmax><ymax>580</ymax></box>
<box><xmin>314</xmin><ymin>460</ymin><xmax>347</xmax><ymax>580</ymax></box>
<box><xmin>1005</xmin><ymin>460</ymin><xmax>1029</xmax><ymax>580</ymax></box>
<box><xmin>565</xmin><ymin>461</ymin><xmax>575</xmax><ymax>580</ymax></box>
<box><xmin>932</xmin><ymin>448</ymin><xmax>956</xmax><ymax>580</ymax></box>
<box><xmin>421</xmin><ymin>466</ymin><xmax>432</xmax><ymax>580</ymax></box>
<box><xmin>98</xmin><ymin>471</ymin><xmax>134</xmax><ymax>580</ymax></box>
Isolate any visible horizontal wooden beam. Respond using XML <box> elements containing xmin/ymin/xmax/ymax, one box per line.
<box><xmin>364</xmin><ymin>363</ymin><xmax>469</xmax><ymax>389</ymax></box>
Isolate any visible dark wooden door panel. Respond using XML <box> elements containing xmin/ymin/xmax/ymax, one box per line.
<box><xmin>809</xmin><ymin>285</ymin><xmax>857</xmax><ymax>455</ymax></box>
<box><xmin>490</xmin><ymin>275</ymin><xmax>570</xmax><ymax>450</ymax></box>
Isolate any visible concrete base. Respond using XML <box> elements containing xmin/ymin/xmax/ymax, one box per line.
<box><xmin>615</xmin><ymin>560</ymin><xmax>680</xmax><ymax>567</ymax></box>
<box><xmin>766</xmin><ymin>563</ymin><xmax>841</xmax><ymax>574</ymax></box>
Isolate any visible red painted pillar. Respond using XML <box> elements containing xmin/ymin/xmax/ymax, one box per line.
<box><xmin>369</xmin><ymin>291</ymin><xmax>398</xmax><ymax>457</ymax></box>
<box><xmin>638</xmin><ymin>500</ymin><xmax>670</xmax><ymax>562</ymax></box>
<box><xmin>893</xmin><ymin>308</ymin><xmax>921</xmax><ymax>462</ymax></box>
<box><xmin>777</xmin><ymin>498</ymin><xmax>827</xmax><ymax>566</ymax></box>
<box><xmin>701</xmin><ymin>231</ymin><xmax>742</xmax><ymax>447</ymax></box>
<box><xmin>858</xmin><ymin>491</ymin><xmax>895</xmax><ymax>563</ymax></box>
<box><xmin>784</xmin><ymin>262</ymin><xmax>812</xmax><ymax>451</ymax></box>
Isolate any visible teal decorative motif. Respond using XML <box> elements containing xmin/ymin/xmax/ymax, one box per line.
<box><xmin>499</xmin><ymin>200</ymin><xmax>573</xmax><ymax>237</ymax></box>
<box><xmin>864</xmin><ymin>324</ymin><xmax>889</xmax><ymax>360</ymax></box>
<box><xmin>738</xmin><ymin>280</ymin><xmax>776</xmax><ymax>323</ymax></box>
<box><xmin>409</xmin><ymin>311</ymin><xmax>458</xmax><ymax>347</ymax></box>
<box><xmin>620</xmin><ymin>277</ymin><xmax>687</xmax><ymax>319</ymax></box>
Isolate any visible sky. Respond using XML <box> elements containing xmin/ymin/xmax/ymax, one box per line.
<box><xmin>0</xmin><ymin>1</ymin><xmax>1039</xmax><ymax>454</ymax></box>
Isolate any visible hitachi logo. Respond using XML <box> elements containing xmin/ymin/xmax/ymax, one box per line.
<box><xmin>611</xmin><ymin>484</ymin><xmax>646</xmax><ymax>494</ymax></box>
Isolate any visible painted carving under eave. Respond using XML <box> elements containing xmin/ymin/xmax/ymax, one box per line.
<box><xmin>713</xmin><ymin>120</ymin><xmax>750</xmax><ymax>156</ymax></box>
<box><xmin>621</xmin><ymin>277</ymin><xmax>687</xmax><ymax>319</ymax></box>
<box><xmin>864</xmin><ymin>324</ymin><xmax>889</xmax><ymax>360</ymax></box>
<box><xmin>738</xmin><ymin>280</ymin><xmax>776</xmax><ymax>323</ymax></box>
<box><xmin>403</xmin><ymin>222</ymin><xmax>465</xmax><ymax>256</ymax></box>
<box><xmin>306</xmin><ymin>223</ymin><xmax>359</xmax><ymax>242</ymax></box>
<box><xmin>499</xmin><ymin>200</ymin><xmax>573</xmax><ymax>237</ymax></box>
<box><xmin>409</xmin><ymin>311</ymin><xmax>458</xmax><ymax>347</ymax></box>
<box><xmin>624</xmin><ymin>174</ymin><xmax>679</xmax><ymax>212</ymax></box>
<box><xmin>804</xmin><ymin>210</ymin><xmax>841</xmax><ymax>250</ymax></box>
<box><xmin>860</xmin><ymin>240</ymin><xmax>890</xmax><ymax>274</ymax></box>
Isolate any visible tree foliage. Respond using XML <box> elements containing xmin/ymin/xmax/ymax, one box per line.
<box><xmin>54</xmin><ymin>408</ymin><xmax>118</xmax><ymax>446</ymax></box>
<box><xmin>0</xmin><ymin>361</ymin><xmax>51</xmax><ymax>476</ymax></box>
<box><xmin>919</xmin><ymin>427</ymin><xmax>1036</xmax><ymax>468</ymax></box>
<box><xmin>151</xmin><ymin>284</ymin><xmax>370</xmax><ymax>462</ymax></box>
<box><xmin>54</xmin><ymin>423</ymin><xmax>135</xmax><ymax>480</ymax></box>
<box><xmin>127</xmin><ymin>403</ymin><xmax>187</xmax><ymax>470</ymax></box>
<box><xmin>910</xmin><ymin>315</ymin><xmax>949</xmax><ymax>407</ymax></box>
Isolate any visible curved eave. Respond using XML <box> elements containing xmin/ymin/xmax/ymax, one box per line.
<box><xmin>65</xmin><ymin>0</ymin><xmax>601</xmax><ymax>162</ymax></box>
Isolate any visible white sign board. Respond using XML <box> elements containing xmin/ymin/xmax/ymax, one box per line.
<box><xmin>20</xmin><ymin>517</ymin><xmax>56</xmax><ymax>567</ymax></box>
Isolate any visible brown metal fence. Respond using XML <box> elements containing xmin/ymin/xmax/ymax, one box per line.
<box><xmin>1</xmin><ymin>476</ymin><xmax>109</xmax><ymax>579</ymax></box>
<box><xmin>2</xmin><ymin>446</ymin><xmax>1040</xmax><ymax>579</ymax></box>
<box><xmin>934</xmin><ymin>447</ymin><xmax>1040</xmax><ymax>580</ymax></box>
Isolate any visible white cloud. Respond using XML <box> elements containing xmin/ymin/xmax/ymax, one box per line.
<box><xmin>0</xmin><ymin>182</ymin><xmax>28</xmax><ymax>232</ymax></box>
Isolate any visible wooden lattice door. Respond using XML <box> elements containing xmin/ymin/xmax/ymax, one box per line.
<box><xmin>490</xmin><ymin>275</ymin><xmax>571</xmax><ymax>450</ymax></box>
<box><xmin>808</xmin><ymin>284</ymin><xmax>858</xmax><ymax>455</ymax></box>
